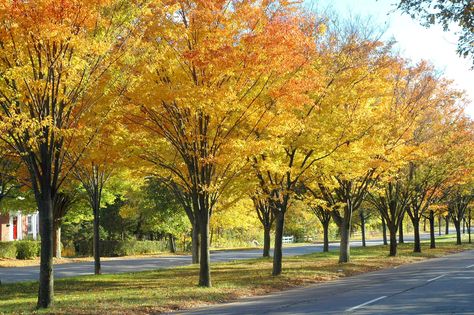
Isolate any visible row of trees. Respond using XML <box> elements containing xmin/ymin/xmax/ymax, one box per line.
<box><xmin>0</xmin><ymin>0</ymin><xmax>472</xmax><ymax>309</ymax></box>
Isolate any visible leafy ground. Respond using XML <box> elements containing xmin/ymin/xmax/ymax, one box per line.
<box><xmin>1</xmin><ymin>236</ymin><xmax>473</xmax><ymax>315</ymax></box>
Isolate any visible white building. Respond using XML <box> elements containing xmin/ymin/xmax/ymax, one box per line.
<box><xmin>0</xmin><ymin>211</ymin><xmax>39</xmax><ymax>241</ymax></box>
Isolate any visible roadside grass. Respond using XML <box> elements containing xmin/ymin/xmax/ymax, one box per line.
<box><xmin>1</xmin><ymin>240</ymin><xmax>473</xmax><ymax>315</ymax></box>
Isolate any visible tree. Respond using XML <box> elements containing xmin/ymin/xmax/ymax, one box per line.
<box><xmin>0</xmin><ymin>1</ymin><xmax>137</xmax><ymax>307</ymax></box>
<box><xmin>369</xmin><ymin>180</ymin><xmax>409</xmax><ymax>256</ymax></box>
<box><xmin>251</xmin><ymin>191</ymin><xmax>275</xmax><ymax>257</ymax></box>
<box><xmin>131</xmin><ymin>0</ymin><xmax>315</xmax><ymax>286</ymax></box>
<box><xmin>447</xmin><ymin>186</ymin><xmax>473</xmax><ymax>245</ymax></box>
<box><xmin>396</xmin><ymin>0</ymin><xmax>474</xmax><ymax>65</ymax></box>
<box><xmin>52</xmin><ymin>191</ymin><xmax>77</xmax><ymax>258</ymax></box>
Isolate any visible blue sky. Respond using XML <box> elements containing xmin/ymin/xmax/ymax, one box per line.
<box><xmin>305</xmin><ymin>0</ymin><xmax>474</xmax><ymax>117</ymax></box>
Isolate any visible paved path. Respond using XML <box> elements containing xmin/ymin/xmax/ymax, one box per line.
<box><xmin>175</xmin><ymin>249</ymin><xmax>474</xmax><ymax>315</ymax></box>
<box><xmin>0</xmin><ymin>233</ymin><xmax>432</xmax><ymax>284</ymax></box>
<box><xmin>0</xmin><ymin>239</ymin><xmax>388</xmax><ymax>283</ymax></box>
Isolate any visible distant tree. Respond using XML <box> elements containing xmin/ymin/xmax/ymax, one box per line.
<box><xmin>396</xmin><ymin>0</ymin><xmax>474</xmax><ymax>65</ymax></box>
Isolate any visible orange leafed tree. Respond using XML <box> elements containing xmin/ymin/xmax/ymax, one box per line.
<box><xmin>0</xmin><ymin>0</ymin><xmax>138</xmax><ymax>308</ymax></box>
<box><xmin>129</xmin><ymin>0</ymin><xmax>315</xmax><ymax>287</ymax></box>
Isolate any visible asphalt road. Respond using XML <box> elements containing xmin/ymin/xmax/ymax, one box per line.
<box><xmin>175</xmin><ymin>249</ymin><xmax>474</xmax><ymax>315</ymax></box>
<box><xmin>0</xmin><ymin>239</ymin><xmax>389</xmax><ymax>284</ymax></box>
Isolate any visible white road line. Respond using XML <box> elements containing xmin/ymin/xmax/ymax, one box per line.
<box><xmin>427</xmin><ymin>274</ymin><xmax>445</xmax><ymax>282</ymax></box>
<box><xmin>465</xmin><ymin>264</ymin><xmax>474</xmax><ymax>269</ymax></box>
<box><xmin>346</xmin><ymin>296</ymin><xmax>387</xmax><ymax>312</ymax></box>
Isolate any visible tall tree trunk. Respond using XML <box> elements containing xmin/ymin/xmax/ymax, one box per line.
<box><xmin>323</xmin><ymin>221</ymin><xmax>329</xmax><ymax>252</ymax></box>
<box><xmin>423</xmin><ymin>218</ymin><xmax>427</xmax><ymax>232</ymax></box>
<box><xmin>37</xmin><ymin>192</ymin><xmax>54</xmax><ymax>309</ymax></box>
<box><xmin>445</xmin><ymin>214</ymin><xmax>450</xmax><ymax>235</ymax></box>
<box><xmin>429</xmin><ymin>210</ymin><xmax>435</xmax><ymax>249</ymax></box>
<box><xmin>272</xmin><ymin>212</ymin><xmax>285</xmax><ymax>276</ymax></box>
<box><xmin>398</xmin><ymin>217</ymin><xmax>404</xmax><ymax>244</ymax></box>
<box><xmin>462</xmin><ymin>218</ymin><xmax>466</xmax><ymax>234</ymax></box>
<box><xmin>339</xmin><ymin>218</ymin><xmax>351</xmax><ymax>263</ymax></box>
<box><xmin>198</xmin><ymin>214</ymin><xmax>211</xmax><ymax>287</ymax></box>
<box><xmin>389</xmin><ymin>226</ymin><xmax>397</xmax><ymax>256</ymax></box>
<box><xmin>468</xmin><ymin>211</ymin><xmax>471</xmax><ymax>244</ymax></box>
<box><xmin>263</xmin><ymin>224</ymin><xmax>271</xmax><ymax>257</ymax></box>
<box><xmin>454</xmin><ymin>219</ymin><xmax>462</xmax><ymax>245</ymax></box>
<box><xmin>412</xmin><ymin>218</ymin><xmax>421</xmax><ymax>253</ymax></box>
<box><xmin>168</xmin><ymin>233</ymin><xmax>176</xmax><ymax>253</ymax></box>
<box><xmin>53</xmin><ymin>225</ymin><xmax>61</xmax><ymax>259</ymax></box>
<box><xmin>93</xmin><ymin>203</ymin><xmax>101</xmax><ymax>275</ymax></box>
<box><xmin>438</xmin><ymin>214</ymin><xmax>442</xmax><ymax>236</ymax></box>
<box><xmin>191</xmin><ymin>224</ymin><xmax>200</xmax><ymax>264</ymax></box>
<box><xmin>382</xmin><ymin>217</ymin><xmax>388</xmax><ymax>245</ymax></box>
<box><xmin>360</xmin><ymin>212</ymin><xmax>366</xmax><ymax>247</ymax></box>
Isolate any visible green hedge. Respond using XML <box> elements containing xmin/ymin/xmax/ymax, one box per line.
<box><xmin>75</xmin><ymin>240</ymin><xmax>168</xmax><ymax>257</ymax></box>
<box><xmin>0</xmin><ymin>242</ymin><xmax>17</xmax><ymax>259</ymax></box>
<box><xmin>15</xmin><ymin>240</ymin><xmax>40</xmax><ymax>260</ymax></box>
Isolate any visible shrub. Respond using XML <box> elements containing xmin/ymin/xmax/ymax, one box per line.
<box><xmin>0</xmin><ymin>242</ymin><xmax>17</xmax><ymax>259</ymax></box>
<box><xmin>15</xmin><ymin>240</ymin><xmax>40</xmax><ymax>260</ymax></box>
<box><xmin>73</xmin><ymin>240</ymin><xmax>168</xmax><ymax>257</ymax></box>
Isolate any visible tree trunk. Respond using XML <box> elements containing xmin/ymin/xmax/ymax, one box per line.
<box><xmin>93</xmin><ymin>204</ymin><xmax>101</xmax><ymax>275</ymax></box>
<box><xmin>191</xmin><ymin>224</ymin><xmax>200</xmax><ymax>264</ymax></box>
<box><xmin>462</xmin><ymin>218</ymin><xmax>466</xmax><ymax>234</ymax></box>
<box><xmin>37</xmin><ymin>192</ymin><xmax>54</xmax><ymax>309</ymax></box>
<box><xmin>389</xmin><ymin>226</ymin><xmax>397</xmax><ymax>256</ymax></box>
<box><xmin>429</xmin><ymin>210</ymin><xmax>435</xmax><ymax>249</ymax></box>
<box><xmin>423</xmin><ymin>218</ymin><xmax>427</xmax><ymax>232</ymax></box>
<box><xmin>438</xmin><ymin>214</ymin><xmax>442</xmax><ymax>236</ymax></box>
<box><xmin>360</xmin><ymin>213</ymin><xmax>366</xmax><ymax>247</ymax></box>
<box><xmin>263</xmin><ymin>225</ymin><xmax>271</xmax><ymax>257</ymax></box>
<box><xmin>398</xmin><ymin>217</ymin><xmax>404</xmax><ymax>244</ymax></box>
<box><xmin>53</xmin><ymin>225</ymin><xmax>61</xmax><ymax>259</ymax></box>
<box><xmin>454</xmin><ymin>219</ymin><xmax>462</xmax><ymax>245</ymax></box>
<box><xmin>272</xmin><ymin>212</ymin><xmax>285</xmax><ymax>276</ymax></box>
<box><xmin>339</xmin><ymin>220</ymin><xmax>351</xmax><ymax>263</ymax></box>
<box><xmin>323</xmin><ymin>222</ymin><xmax>329</xmax><ymax>252</ymax></box>
<box><xmin>198</xmin><ymin>214</ymin><xmax>211</xmax><ymax>287</ymax></box>
<box><xmin>382</xmin><ymin>217</ymin><xmax>388</xmax><ymax>245</ymax></box>
<box><xmin>468</xmin><ymin>211</ymin><xmax>471</xmax><ymax>244</ymax></box>
<box><xmin>168</xmin><ymin>234</ymin><xmax>176</xmax><ymax>253</ymax></box>
<box><xmin>445</xmin><ymin>214</ymin><xmax>450</xmax><ymax>235</ymax></box>
<box><xmin>412</xmin><ymin>219</ymin><xmax>421</xmax><ymax>253</ymax></box>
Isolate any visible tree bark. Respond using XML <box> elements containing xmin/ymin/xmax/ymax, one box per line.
<box><xmin>168</xmin><ymin>233</ymin><xmax>176</xmax><ymax>253</ymax></box>
<box><xmin>263</xmin><ymin>225</ymin><xmax>271</xmax><ymax>257</ymax></box>
<box><xmin>339</xmin><ymin>218</ymin><xmax>351</xmax><ymax>263</ymax></box>
<box><xmin>53</xmin><ymin>225</ymin><xmax>61</xmax><ymax>259</ymax></box>
<box><xmin>360</xmin><ymin>212</ymin><xmax>366</xmax><ymax>247</ymax></box>
<box><xmin>272</xmin><ymin>212</ymin><xmax>285</xmax><ymax>276</ymax></box>
<box><xmin>93</xmin><ymin>204</ymin><xmax>101</xmax><ymax>275</ymax></box>
<box><xmin>37</xmin><ymin>192</ymin><xmax>54</xmax><ymax>309</ymax></box>
<box><xmin>382</xmin><ymin>217</ymin><xmax>388</xmax><ymax>245</ymax></box>
<box><xmin>398</xmin><ymin>216</ymin><xmax>404</xmax><ymax>244</ymax></box>
<box><xmin>445</xmin><ymin>214</ymin><xmax>450</xmax><ymax>235</ymax></box>
<box><xmin>468</xmin><ymin>211</ymin><xmax>471</xmax><ymax>244</ymax></box>
<box><xmin>429</xmin><ymin>210</ymin><xmax>435</xmax><ymax>249</ymax></box>
<box><xmin>454</xmin><ymin>219</ymin><xmax>462</xmax><ymax>245</ymax></box>
<box><xmin>198</xmin><ymin>214</ymin><xmax>211</xmax><ymax>287</ymax></box>
<box><xmin>191</xmin><ymin>224</ymin><xmax>200</xmax><ymax>264</ymax></box>
<box><xmin>438</xmin><ymin>214</ymin><xmax>442</xmax><ymax>236</ymax></box>
<box><xmin>389</xmin><ymin>226</ymin><xmax>397</xmax><ymax>256</ymax></box>
<box><xmin>462</xmin><ymin>218</ymin><xmax>466</xmax><ymax>234</ymax></box>
<box><xmin>323</xmin><ymin>222</ymin><xmax>329</xmax><ymax>252</ymax></box>
<box><xmin>412</xmin><ymin>219</ymin><xmax>421</xmax><ymax>253</ymax></box>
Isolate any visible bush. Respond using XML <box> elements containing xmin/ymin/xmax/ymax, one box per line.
<box><xmin>0</xmin><ymin>242</ymin><xmax>17</xmax><ymax>259</ymax></box>
<box><xmin>15</xmin><ymin>240</ymin><xmax>40</xmax><ymax>260</ymax></box>
<box><xmin>74</xmin><ymin>240</ymin><xmax>168</xmax><ymax>257</ymax></box>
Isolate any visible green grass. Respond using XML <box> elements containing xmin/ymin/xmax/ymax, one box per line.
<box><xmin>1</xmin><ymin>240</ymin><xmax>473</xmax><ymax>314</ymax></box>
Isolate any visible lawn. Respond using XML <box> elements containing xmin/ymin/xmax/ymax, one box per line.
<box><xmin>1</xmin><ymin>237</ymin><xmax>473</xmax><ymax>314</ymax></box>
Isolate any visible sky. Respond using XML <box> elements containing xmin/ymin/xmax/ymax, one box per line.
<box><xmin>306</xmin><ymin>0</ymin><xmax>474</xmax><ymax>117</ymax></box>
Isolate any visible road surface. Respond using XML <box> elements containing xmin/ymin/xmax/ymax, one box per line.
<box><xmin>175</xmin><ymin>249</ymin><xmax>474</xmax><ymax>315</ymax></box>
<box><xmin>0</xmin><ymin>234</ymin><xmax>430</xmax><ymax>284</ymax></box>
